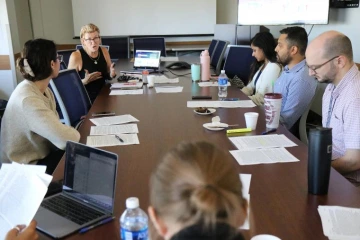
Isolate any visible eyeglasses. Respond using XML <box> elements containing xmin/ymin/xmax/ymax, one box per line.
<box><xmin>307</xmin><ymin>56</ymin><xmax>339</xmax><ymax>74</ymax></box>
<box><xmin>56</xmin><ymin>55</ymin><xmax>63</xmax><ymax>62</ymax></box>
<box><xmin>84</xmin><ymin>36</ymin><xmax>101</xmax><ymax>43</ymax></box>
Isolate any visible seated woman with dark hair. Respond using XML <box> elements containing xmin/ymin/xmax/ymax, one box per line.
<box><xmin>242</xmin><ymin>32</ymin><xmax>282</xmax><ymax>105</ymax></box>
<box><xmin>148</xmin><ymin>141</ymin><xmax>247</xmax><ymax>240</ymax></box>
<box><xmin>1</xmin><ymin>38</ymin><xmax>80</xmax><ymax>174</ymax></box>
<box><xmin>68</xmin><ymin>23</ymin><xmax>116</xmax><ymax>103</ymax></box>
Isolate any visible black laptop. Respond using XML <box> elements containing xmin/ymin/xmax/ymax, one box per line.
<box><xmin>35</xmin><ymin>141</ymin><xmax>118</xmax><ymax>238</ymax></box>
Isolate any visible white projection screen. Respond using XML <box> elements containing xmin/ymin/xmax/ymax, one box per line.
<box><xmin>72</xmin><ymin>0</ymin><xmax>216</xmax><ymax>36</ymax></box>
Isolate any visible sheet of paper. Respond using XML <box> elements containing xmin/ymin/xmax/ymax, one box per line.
<box><xmin>86</xmin><ymin>134</ymin><xmax>140</xmax><ymax>147</ymax></box>
<box><xmin>187</xmin><ymin>100</ymin><xmax>256</xmax><ymax>108</ymax></box>
<box><xmin>90</xmin><ymin>124</ymin><xmax>139</xmax><ymax>135</ymax></box>
<box><xmin>160</xmin><ymin>56</ymin><xmax>179</xmax><ymax>62</ymax></box>
<box><xmin>239</xmin><ymin>174</ymin><xmax>251</xmax><ymax>230</ymax></box>
<box><xmin>229</xmin><ymin>134</ymin><xmax>297</xmax><ymax>149</ymax></box>
<box><xmin>153</xmin><ymin>75</ymin><xmax>179</xmax><ymax>84</ymax></box>
<box><xmin>110</xmin><ymin>89</ymin><xmax>144</xmax><ymax>95</ymax></box>
<box><xmin>230</xmin><ymin>148</ymin><xmax>300</xmax><ymax>165</ymax></box>
<box><xmin>0</xmin><ymin>164</ymin><xmax>51</xmax><ymax>239</ymax></box>
<box><xmin>318</xmin><ymin>206</ymin><xmax>360</xmax><ymax>240</ymax></box>
<box><xmin>155</xmin><ymin>86</ymin><xmax>183</xmax><ymax>93</ymax></box>
<box><xmin>198</xmin><ymin>81</ymin><xmax>231</xmax><ymax>87</ymax></box>
<box><xmin>90</xmin><ymin>114</ymin><xmax>139</xmax><ymax>126</ymax></box>
<box><xmin>110</xmin><ymin>82</ymin><xmax>143</xmax><ymax>89</ymax></box>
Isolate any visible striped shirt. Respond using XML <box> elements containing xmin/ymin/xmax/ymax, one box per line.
<box><xmin>322</xmin><ymin>64</ymin><xmax>360</xmax><ymax>183</ymax></box>
<box><xmin>274</xmin><ymin>59</ymin><xmax>317</xmax><ymax>129</ymax></box>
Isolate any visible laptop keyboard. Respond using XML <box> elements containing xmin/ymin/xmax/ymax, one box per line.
<box><xmin>41</xmin><ymin>194</ymin><xmax>104</xmax><ymax>225</ymax></box>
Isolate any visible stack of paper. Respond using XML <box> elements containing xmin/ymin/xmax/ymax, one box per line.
<box><xmin>0</xmin><ymin>163</ymin><xmax>52</xmax><ymax>239</ymax></box>
<box><xmin>110</xmin><ymin>82</ymin><xmax>144</xmax><ymax>95</ymax></box>
<box><xmin>153</xmin><ymin>76</ymin><xmax>179</xmax><ymax>84</ymax></box>
<box><xmin>229</xmin><ymin>135</ymin><xmax>299</xmax><ymax>165</ymax></box>
<box><xmin>239</xmin><ymin>174</ymin><xmax>251</xmax><ymax>230</ymax></box>
<box><xmin>87</xmin><ymin>114</ymin><xmax>140</xmax><ymax>147</ymax></box>
<box><xmin>187</xmin><ymin>100</ymin><xmax>256</xmax><ymax>108</ymax></box>
<box><xmin>110</xmin><ymin>89</ymin><xmax>144</xmax><ymax>95</ymax></box>
<box><xmin>198</xmin><ymin>81</ymin><xmax>231</xmax><ymax>87</ymax></box>
<box><xmin>318</xmin><ymin>206</ymin><xmax>360</xmax><ymax>240</ymax></box>
<box><xmin>155</xmin><ymin>86</ymin><xmax>183</xmax><ymax>93</ymax></box>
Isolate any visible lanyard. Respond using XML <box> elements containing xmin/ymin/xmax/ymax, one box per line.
<box><xmin>253</xmin><ymin>69</ymin><xmax>263</xmax><ymax>95</ymax></box>
<box><xmin>326</xmin><ymin>88</ymin><xmax>336</xmax><ymax>128</ymax></box>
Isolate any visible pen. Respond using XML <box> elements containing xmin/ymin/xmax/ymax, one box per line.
<box><xmin>79</xmin><ymin>216</ymin><xmax>115</xmax><ymax>234</ymax></box>
<box><xmin>226</xmin><ymin>128</ymin><xmax>252</xmax><ymax>134</ymax></box>
<box><xmin>261</xmin><ymin>128</ymin><xmax>277</xmax><ymax>135</ymax></box>
<box><xmin>115</xmin><ymin>135</ymin><xmax>124</xmax><ymax>143</ymax></box>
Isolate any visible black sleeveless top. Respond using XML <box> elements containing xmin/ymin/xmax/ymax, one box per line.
<box><xmin>79</xmin><ymin>47</ymin><xmax>109</xmax><ymax>103</ymax></box>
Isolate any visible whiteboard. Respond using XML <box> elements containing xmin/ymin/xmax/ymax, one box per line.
<box><xmin>72</xmin><ymin>0</ymin><xmax>216</xmax><ymax>36</ymax></box>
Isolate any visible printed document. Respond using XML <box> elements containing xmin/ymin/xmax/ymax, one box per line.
<box><xmin>155</xmin><ymin>86</ymin><xmax>183</xmax><ymax>93</ymax></box>
<box><xmin>110</xmin><ymin>82</ymin><xmax>143</xmax><ymax>89</ymax></box>
<box><xmin>90</xmin><ymin>124</ymin><xmax>139</xmax><ymax>135</ymax></box>
<box><xmin>239</xmin><ymin>174</ymin><xmax>251</xmax><ymax>230</ymax></box>
<box><xmin>230</xmin><ymin>148</ymin><xmax>299</xmax><ymax>165</ymax></box>
<box><xmin>153</xmin><ymin>76</ymin><xmax>179</xmax><ymax>84</ymax></box>
<box><xmin>187</xmin><ymin>100</ymin><xmax>256</xmax><ymax>108</ymax></box>
<box><xmin>90</xmin><ymin>114</ymin><xmax>139</xmax><ymax>126</ymax></box>
<box><xmin>198</xmin><ymin>82</ymin><xmax>231</xmax><ymax>87</ymax></box>
<box><xmin>318</xmin><ymin>206</ymin><xmax>360</xmax><ymax>240</ymax></box>
<box><xmin>110</xmin><ymin>89</ymin><xmax>144</xmax><ymax>95</ymax></box>
<box><xmin>86</xmin><ymin>134</ymin><xmax>140</xmax><ymax>147</ymax></box>
<box><xmin>0</xmin><ymin>164</ymin><xmax>51</xmax><ymax>239</ymax></box>
<box><xmin>229</xmin><ymin>134</ymin><xmax>297</xmax><ymax>149</ymax></box>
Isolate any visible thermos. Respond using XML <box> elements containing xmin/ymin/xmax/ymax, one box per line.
<box><xmin>200</xmin><ymin>50</ymin><xmax>210</xmax><ymax>81</ymax></box>
<box><xmin>308</xmin><ymin>127</ymin><xmax>332</xmax><ymax>195</ymax></box>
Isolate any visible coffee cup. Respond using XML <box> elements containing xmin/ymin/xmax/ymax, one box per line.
<box><xmin>147</xmin><ymin>75</ymin><xmax>155</xmax><ymax>88</ymax></box>
<box><xmin>244</xmin><ymin>112</ymin><xmax>259</xmax><ymax>130</ymax></box>
<box><xmin>264</xmin><ymin>93</ymin><xmax>282</xmax><ymax>129</ymax></box>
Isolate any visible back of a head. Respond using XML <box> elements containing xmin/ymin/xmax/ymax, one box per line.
<box><xmin>250</xmin><ymin>32</ymin><xmax>277</xmax><ymax>62</ymax></box>
<box><xmin>150</xmin><ymin>141</ymin><xmax>247</xmax><ymax>231</ymax></box>
<box><xmin>280</xmin><ymin>26</ymin><xmax>308</xmax><ymax>56</ymax></box>
<box><xmin>16</xmin><ymin>38</ymin><xmax>57</xmax><ymax>81</ymax></box>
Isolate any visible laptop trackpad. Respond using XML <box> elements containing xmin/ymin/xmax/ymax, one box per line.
<box><xmin>35</xmin><ymin>207</ymin><xmax>80</xmax><ymax>238</ymax></box>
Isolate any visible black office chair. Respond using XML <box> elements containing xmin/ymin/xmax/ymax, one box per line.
<box><xmin>210</xmin><ymin>40</ymin><xmax>229</xmax><ymax>75</ymax></box>
<box><xmin>101</xmin><ymin>36</ymin><xmax>130</xmax><ymax>60</ymax></box>
<box><xmin>57</xmin><ymin>49</ymin><xmax>75</xmax><ymax>67</ymax></box>
<box><xmin>133</xmin><ymin>37</ymin><xmax>166</xmax><ymax>57</ymax></box>
<box><xmin>223</xmin><ymin>45</ymin><xmax>254</xmax><ymax>85</ymax></box>
<box><xmin>50</xmin><ymin>69</ymin><xmax>91</xmax><ymax>129</ymax></box>
<box><xmin>208</xmin><ymin>39</ymin><xmax>219</xmax><ymax>61</ymax></box>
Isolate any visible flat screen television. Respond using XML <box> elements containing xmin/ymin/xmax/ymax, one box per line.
<box><xmin>238</xmin><ymin>0</ymin><xmax>329</xmax><ymax>25</ymax></box>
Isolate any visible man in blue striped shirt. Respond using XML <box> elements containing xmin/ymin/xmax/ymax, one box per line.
<box><xmin>274</xmin><ymin>27</ymin><xmax>317</xmax><ymax>137</ymax></box>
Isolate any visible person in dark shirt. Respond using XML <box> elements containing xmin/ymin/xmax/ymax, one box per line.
<box><xmin>68</xmin><ymin>23</ymin><xmax>116</xmax><ymax>103</ymax></box>
<box><xmin>148</xmin><ymin>141</ymin><xmax>247</xmax><ymax>240</ymax></box>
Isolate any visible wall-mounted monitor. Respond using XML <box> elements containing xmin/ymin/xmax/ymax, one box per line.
<box><xmin>238</xmin><ymin>0</ymin><xmax>329</xmax><ymax>25</ymax></box>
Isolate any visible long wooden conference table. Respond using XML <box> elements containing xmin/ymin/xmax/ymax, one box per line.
<box><xmin>46</xmin><ymin>59</ymin><xmax>360</xmax><ymax>240</ymax></box>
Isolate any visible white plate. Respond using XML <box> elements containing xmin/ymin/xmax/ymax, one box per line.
<box><xmin>203</xmin><ymin>122</ymin><xmax>228</xmax><ymax>131</ymax></box>
<box><xmin>194</xmin><ymin>108</ymin><xmax>216</xmax><ymax>115</ymax></box>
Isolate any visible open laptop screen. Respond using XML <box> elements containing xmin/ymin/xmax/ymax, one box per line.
<box><xmin>134</xmin><ymin>50</ymin><xmax>161</xmax><ymax>69</ymax></box>
<box><xmin>63</xmin><ymin>142</ymin><xmax>118</xmax><ymax>214</ymax></box>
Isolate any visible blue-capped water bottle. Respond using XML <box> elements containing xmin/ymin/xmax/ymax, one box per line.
<box><xmin>218</xmin><ymin>70</ymin><xmax>228</xmax><ymax>98</ymax></box>
<box><xmin>120</xmin><ymin>197</ymin><xmax>148</xmax><ymax>240</ymax></box>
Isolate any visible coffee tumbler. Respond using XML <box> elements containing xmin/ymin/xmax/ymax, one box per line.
<box><xmin>308</xmin><ymin>127</ymin><xmax>332</xmax><ymax>195</ymax></box>
<box><xmin>191</xmin><ymin>63</ymin><xmax>200</xmax><ymax>81</ymax></box>
<box><xmin>264</xmin><ymin>93</ymin><xmax>282</xmax><ymax>129</ymax></box>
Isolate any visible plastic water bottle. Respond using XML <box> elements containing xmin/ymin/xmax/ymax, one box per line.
<box><xmin>120</xmin><ymin>197</ymin><xmax>148</xmax><ymax>240</ymax></box>
<box><xmin>218</xmin><ymin>70</ymin><xmax>228</xmax><ymax>98</ymax></box>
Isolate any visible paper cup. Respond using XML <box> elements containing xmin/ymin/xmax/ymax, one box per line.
<box><xmin>244</xmin><ymin>112</ymin><xmax>259</xmax><ymax>130</ymax></box>
<box><xmin>147</xmin><ymin>75</ymin><xmax>155</xmax><ymax>88</ymax></box>
<box><xmin>264</xmin><ymin>93</ymin><xmax>282</xmax><ymax>129</ymax></box>
<box><xmin>251</xmin><ymin>234</ymin><xmax>281</xmax><ymax>240</ymax></box>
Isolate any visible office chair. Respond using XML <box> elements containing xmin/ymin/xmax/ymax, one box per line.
<box><xmin>101</xmin><ymin>36</ymin><xmax>130</xmax><ymax>60</ymax></box>
<box><xmin>210</xmin><ymin>40</ymin><xmax>229</xmax><ymax>75</ymax></box>
<box><xmin>223</xmin><ymin>45</ymin><xmax>254</xmax><ymax>85</ymax></box>
<box><xmin>57</xmin><ymin>49</ymin><xmax>75</xmax><ymax>67</ymax></box>
<box><xmin>208</xmin><ymin>39</ymin><xmax>218</xmax><ymax>61</ymax></box>
<box><xmin>50</xmin><ymin>69</ymin><xmax>91</xmax><ymax>129</ymax></box>
<box><xmin>133</xmin><ymin>37</ymin><xmax>166</xmax><ymax>57</ymax></box>
<box><xmin>75</xmin><ymin>45</ymin><xmax>110</xmax><ymax>51</ymax></box>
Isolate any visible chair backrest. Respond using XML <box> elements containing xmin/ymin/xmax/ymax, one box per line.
<box><xmin>133</xmin><ymin>37</ymin><xmax>166</xmax><ymax>57</ymax></box>
<box><xmin>50</xmin><ymin>69</ymin><xmax>91</xmax><ymax>128</ymax></box>
<box><xmin>57</xmin><ymin>49</ymin><xmax>75</xmax><ymax>67</ymax></box>
<box><xmin>76</xmin><ymin>45</ymin><xmax>110</xmax><ymax>51</ymax></box>
<box><xmin>208</xmin><ymin>39</ymin><xmax>218</xmax><ymax>60</ymax></box>
<box><xmin>299</xmin><ymin>82</ymin><xmax>320</xmax><ymax>145</ymax></box>
<box><xmin>223</xmin><ymin>45</ymin><xmax>254</xmax><ymax>84</ymax></box>
<box><xmin>101</xmin><ymin>36</ymin><xmax>130</xmax><ymax>60</ymax></box>
<box><xmin>210</xmin><ymin>40</ymin><xmax>229</xmax><ymax>75</ymax></box>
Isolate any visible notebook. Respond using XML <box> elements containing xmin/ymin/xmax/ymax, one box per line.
<box><xmin>133</xmin><ymin>49</ymin><xmax>161</xmax><ymax>70</ymax></box>
<box><xmin>34</xmin><ymin>141</ymin><xmax>118</xmax><ymax>238</ymax></box>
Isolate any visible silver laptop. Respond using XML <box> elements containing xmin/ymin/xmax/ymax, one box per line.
<box><xmin>133</xmin><ymin>49</ymin><xmax>161</xmax><ymax>71</ymax></box>
<box><xmin>35</xmin><ymin>141</ymin><xmax>118</xmax><ymax>238</ymax></box>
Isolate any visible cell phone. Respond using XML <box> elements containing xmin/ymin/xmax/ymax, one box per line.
<box><xmin>222</xmin><ymin>98</ymin><xmax>240</xmax><ymax>101</ymax></box>
<box><xmin>91</xmin><ymin>112</ymin><xmax>116</xmax><ymax>117</ymax></box>
<box><xmin>192</xmin><ymin>95</ymin><xmax>212</xmax><ymax>100</ymax></box>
